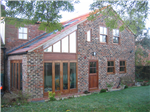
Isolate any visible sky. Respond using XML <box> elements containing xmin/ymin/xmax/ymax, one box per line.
<box><xmin>1</xmin><ymin>0</ymin><xmax>150</xmax><ymax>29</ymax></box>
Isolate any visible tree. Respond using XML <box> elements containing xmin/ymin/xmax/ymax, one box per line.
<box><xmin>89</xmin><ymin>1</ymin><xmax>149</xmax><ymax>39</ymax></box>
<box><xmin>2</xmin><ymin>1</ymin><xmax>78</xmax><ymax>32</ymax></box>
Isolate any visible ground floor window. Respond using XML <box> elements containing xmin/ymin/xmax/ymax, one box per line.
<box><xmin>107</xmin><ymin>61</ymin><xmax>115</xmax><ymax>74</ymax></box>
<box><xmin>44</xmin><ymin>61</ymin><xmax>77</xmax><ymax>93</ymax></box>
<box><xmin>120</xmin><ymin>61</ymin><xmax>126</xmax><ymax>73</ymax></box>
<box><xmin>10</xmin><ymin>60</ymin><xmax>22</xmax><ymax>90</ymax></box>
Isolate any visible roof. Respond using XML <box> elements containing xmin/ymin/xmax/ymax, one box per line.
<box><xmin>7</xmin><ymin>5</ymin><xmax>134</xmax><ymax>55</ymax></box>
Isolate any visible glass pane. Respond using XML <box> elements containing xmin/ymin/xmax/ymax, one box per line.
<box><xmin>70</xmin><ymin>63</ymin><xmax>76</xmax><ymax>89</ymax></box>
<box><xmin>62</xmin><ymin>36</ymin><xmax>68</xmax><ymax>52</ymax></box>
<box><xmin>113</xmin><ymin>29</ymin><xmax>119</xmax><ymax>36</ymax></box>
<box><xmin>17</xmin><ymin>63</ymin><xmax>18</xmax><ymax>89</ymax></box>
<box><xmin>14</xmin><ymin>63</ymin><xmax>15</xmax><ymax>88</ymax></box>
<box><xmin>70</xmin><ymin>32</ymin><xmax>76</xmax><ymax>53</ymax></box>
<box><xmin>63</xmin><ymin>63</ymin><xmax>68</xmax><ymax>90</ymax></box>
<box><xmin>104</xmin><ymin>27</ymin><xmax>107</xmax><ymax>35</ymax></box>
<box><xmin>87</xmin><ymin>30</ymin><xmax>91</xmax><ymax>41</ymax></box>
<box><xmin>100</xmin><ymin>35</ymin><xmax>106</xmax><ymax>42</ymax></box>
<box><xmin>11</xmin><ymin>63</ymin><xmax>13</xmax><ymax>88</ymax></box>
<box><xmin>23</xmin><ymin>28</ymin><xmax>27</xmax><ymax>33</ymax></box>
<box><xmin>113</xmin><ymin>37</ymin><xmax>119</xmax><ymax>43</ymax></box>
<box><xmin>20</xmin><ymin>63</ymin><xmax>22</xmax><ymax>90</ymax></box>
<box><xmin>44</xmin><ymin>63</ymin><xmax>52</xmax><ymax>92</ymax></box>
<box><xmin>120</xmin><ymin>67</ymin><xmax>125</xmax><ymax>72</ymax></box>
<box><xmin>116</xmin><ymin>29</ymin><xmax>119</xmax><ymax>36</ymax></box>
<box><xmin>100</xmin><ymin>27</ymin><xmax>103</xmax><ymax>34</ymax></box>
<box><xmin>44</xmin><ymin>46</ymin><xmax>52</xmax><ymax>52</ymax></box>
<box><xmin>53</xmin><ymin>41</ymin><xmax>60</xmax><ymax>52</ymax></box>
<box><xmin>108</xmin><ymin>67</ymin><xmax>113</xmax><ymax>72</ymax></box>
<box><xmin>55</xmin><ymin>63</ymin><xmax>60</xmax><ymax>91</ymax></box>
<box><xmin>113</xmin><ymin>29</ymin><xmax>115</xmax><ymax>36</ymax></box>
<box><xmin>90</xmin><ymin>68</ymin><xmax>96</xmax><ymax>73</ymax></box>
<box><xmin>19</xmin><ymin>34</ymin><xmax>22</xmax><ymax>39</ymax></box>
<box><xmin>90</xmin><ymin>62</ymin><xmax>96</xmax><ymax>67</ymax></box>
<box><xmin>19</xmin><ymin>27</ymin><xmax>22</xmax><ymax>32</ymax></box>
<box><xmin>123</xmin><ymin>61</ymin><xmax>125</xmax><ymax>66</ymax></box>
<box><xmin>108</xmin><ymin>61</ymin><xmax>114</xmax><ymax>66</ymax></box>
<box><xmin>23</xmin><ymin>34</ymin><xmax>27</xmax><ymax>39</ymax></box>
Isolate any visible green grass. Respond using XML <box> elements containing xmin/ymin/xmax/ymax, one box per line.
<box><xmin>2</xmin><ymin>86</ymin><xmax>150</xmax><ymax>112</ymax></box>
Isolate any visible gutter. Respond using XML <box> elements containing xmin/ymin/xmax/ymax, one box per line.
<box><xmin>7</xmin><ymin>51</ymin><xmax>28</xmax><ymax>56</ymax></box>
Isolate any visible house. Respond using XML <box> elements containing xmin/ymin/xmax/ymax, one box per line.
<box><xmin>1</xmin><ymin>6</ymin><xmax>135</xmax><ymax>99</ymax></box>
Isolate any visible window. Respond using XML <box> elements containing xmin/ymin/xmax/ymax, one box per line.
<box><xmin>70</xmin><ymin>32</ymin><xmax>76</xmax><ymax>53</ymax></box>
<box><xmin>44</xmin><ymin>46</ymin><xmax>52</xmax><ymax>52</ymax></box>
<box><xmin>53</xmin><ymin>41</ymin><xmax>60</xmax><ymax>52</ymax></box>
<box><xmin>120</xmin><ymin>61</ymin><xmax>126</xmax><ymax>73</ymax></box>
<box><xmin>87</xmin><ymin>30</ymin><xmax>91</xmax><ymax>41</ymax></box>
<box><xmin>18</xmin><ymin>27</ymin><xmax>27</xmax><ymax>39</ymax></box>
<box><xmin>100</xmin><ymin>26</ymin><xmax>107</xmax><ymax>43</ymax></box>
<box><xmin>62</xmin><ymin>36</ymin><xmax>68</xmax><ymax>52</ymax></box>
<box><xmin>107</xmin><ymin>61</ymin><xmax>115</xmax><ymax>74</ymax></box>
<box><xmin>113</xmin><ymin>29</ymin><xmax>119</xmax><ymax>43</ymax></box>
<box><xmin>70</xmin><ymin>62</ymin><xmax>76</xmax><ymax>89</ymax></box>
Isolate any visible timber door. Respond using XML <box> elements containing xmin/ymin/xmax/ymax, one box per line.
<box><xmin>89</xmin><ymin>61</ymin><xmax>98</xmax><ymax>91</ymax></box>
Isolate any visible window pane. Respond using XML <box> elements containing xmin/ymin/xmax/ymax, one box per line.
<box><xmin>63</xmin><ymin>63</ymin><xmax>68</xmax><ymax>90</ymax></box>
<box><xmin>19</xmin><ymin>27</ymin><xmax>22</xmax><ymax>32</ymax></box>
<box><xmin>70</xmin><ymin>32</ymin><xmax>76</xmax><ymax>53</ymax></box>
<box><xmin>55</xmin><ymin>63</ymin><xmax>60</xmax><ymax>91</ymax></box>
<box><xmin>87</xmin><ymin>30</ymin><xmax>91</xmax><ymax>41</ymax></box>
<box><xmin>116</xmin><ymin>29</ymin><xmax>119</xmax><ymax>36</ymax></box>
<box><xmin>20</xmin><ymin>63</ymin><xmax>22</xmax><ymax>90</ymax></box>
<box><xmin>23</xmin><ymin>28</ymin><xmax>27</xmax><ymax>33</ymax></box>
<box><xmin>44</xmin><ymin>63</ymin><xmax>52</xmax><ymax>92</ymax></box>
<box><xmin>14</xmin><ymin>63</ymin><xmax>16</xmax><ymax>88</ymax></box>
<box><xmin>100</xmin><ymin>27</ymin><xmax>103</xmax><ymax>34</ymax></box>
<box><xmin>17</xmin><ymin>63</ymin><xmax>18</xmax><ymax>89</ymax></box>
<box><xmin>120</xmin><ymin>67</ymin><xmax>125</xmax><ymax>72</ymax></box>
<box><xmin>90</xmin><ymin>62</ymin><xmax>96</xmax><ymax>67</ymax></box>
<box><xmin>113</xmin><ymin>29</ymin><xmax>119</xmax><ymax>36</ymax></box>
<box><xmin>108</xmin><ymin>67</ymin><xmax>113</xmax><ymax>72</ymax></box>
<box><xmin>113</xmin><ymin>37</ymin><xmax>119</xmax><ymax>43</ymax></box>
<box><xmin>23</xmin><ymin>34</ymin><xmax>27</xmax><ymax>39</ymax></box>
<box><xmin>53</xmin><ymin>41</ymin><xmax>60</xmax><ymax>52</ymax></box>
<box><xmin>62</xmin><ymin>36</ymin><xmax>68</xmax><ymax>52</ymax></box>
<box><xmin>44</xmin><ymin>46</ymin><xmax>52</xmax><ymax>52</ymax></box>
<box><xmin>90</xmin><ymin>68</ymin><xmax>96</xmax><ymax>73</ymax></box>
<box><xmin>104</xmin><ymin>27</ymin><xmax>107</xmax><ymax>35</ymax></box>
<box><xmin>108</xmin><ymin>61</ymin><xmax>114</xmax><ymax>66</ymax></box>
<box><xmin>11</xmin><ymin>63</ymin><xmax>13</xmax><ymax>88</ymax></box>
<box><xmin>70</xmin><ymin>63</ymin><xmax>76</xmax><ymax>89</ymax></box>
<box><xmin>19</xmin><ymin>34</ymin><xmax>22</xmax><ymax>39</ymax></box>
<box><xmin>100</xmin><ymin>35</ymin><xmax>106</xmax><ymax>42</ymax></box>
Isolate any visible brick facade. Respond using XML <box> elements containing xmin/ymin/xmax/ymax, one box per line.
<box><xmin>5</xmin><ymin>24</ymin><xmax>45</xmax><ymax>52</ymax></box>
<box><xmin>77</xmin><ymin>16</ymin><xmax>135</xmax><ymax>92</ymax></box>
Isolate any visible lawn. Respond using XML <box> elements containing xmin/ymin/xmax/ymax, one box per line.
<box><xmin>2</xmin><ymin>86</ymin><xmax>150</xmax><ymax>112</ymax></box>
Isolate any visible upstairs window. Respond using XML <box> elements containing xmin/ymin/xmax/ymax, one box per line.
<box><xmin>62</xmin><ymin>36</ymin><xmax>68</xmax><ymax>53</ymax></box>
<box><xmin>70</xmin><ymin>31</ymin><xmax>76</xmax><ymax>53</ymax></box>
<box><xmin>120</xmin><ymin>61</ymin><xmax>126</xmax><ymax>73</ymax></box>
<box><xmin>113</xmin><ymin>29</ymin><xmax>119</xmax><ymax>44</ymax></box>
<box><xmin>87</xmin><ymin>30</ymin><xmax>91</xmax><ymax>42</ymax></box>
<box><xmin>100</xmin><ymin>26</ymin><xmax>107</xmax><ymax>43</ymax></box>
<box><xmin>107</xmin><ymin>61</ymin><xmax>115</xmax><ymax>74</ymax></box>
<box><xmin>53</xmin><ymin>41</ymin><xmax>60</xmax><ymax>52</ymax></box>
<box><xmin>18</xmin><ymin>27</ymin><xmax>27</xmax><ymax>39</ymax></box>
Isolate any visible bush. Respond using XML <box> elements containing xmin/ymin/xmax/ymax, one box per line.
<box><xmin>48</xmin><ymin>91</ymin><xmax>56</xmax><ymax>101</ymax></box>
<box><xmin>141</xmin><ymin>82</ymin><xmax>150</xmax><ymax>86</ymax></box>
<box><xmin>124</xmin><ymin>85</ymin><xmax>128</xmax><ymax>89</ymax></box>
<box><xmin>100</xmin><ymin>89</ymin><xmax>106</xmax><ymax>93</ymax></box>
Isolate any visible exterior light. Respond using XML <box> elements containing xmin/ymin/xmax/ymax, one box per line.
<box><xmin>92</xmin><ymin>52</ymin><xmax>96</xmax><ymax>56</ymax></box>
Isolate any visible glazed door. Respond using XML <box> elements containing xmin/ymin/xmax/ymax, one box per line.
<box><xmin>89</xmin><ymin>61</ymin><xmax>98</xmax><ymax>91</ymax></box>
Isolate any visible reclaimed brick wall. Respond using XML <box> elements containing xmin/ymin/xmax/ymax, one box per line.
<box><xmin>5</xmin><ymin>23</ymin><xmax>45</xmax><ymax>52</ymax></box>
<box><xmin>77</xmin><ymin>16</ymin><xmax>135</xmax><ymax>92</ymax></box>
<box><xmin>25</xmin><ymin>46</ymin><xmax>44</xmax><ymax>98</ymax></box>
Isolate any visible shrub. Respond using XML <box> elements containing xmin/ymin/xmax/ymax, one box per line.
<box><xmin>125</xmin><ymin>85</ymin><xmax>128</xmax><ymax>89</ymax></box>
<box><xmin>48</xmin><ymin>91</ymin><xmax>56</xmax><ymax>101</ymax></box>
<box><xmin>141</xmin><ymin>82</ymin><xmax>150</xmax><ymax>86</ymax></box>
<box><xmin>100</xmin><ymin>89</ymin><xmax>106</xmax><ymax>93</ymax></box>
<box><xmin>83</xmin><ymin>90</ymin><xmax>90</xmax><ymax>94</ymax></box>
<box><xmin>106</xmin><ymin>82</ymin><xmax>113</xmax><ymax>87</ymax></box>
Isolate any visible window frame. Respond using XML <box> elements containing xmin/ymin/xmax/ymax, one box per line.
<box><xmin>119</xmin><ymin>60</ymin><xmax>126</xmax><ymax>73</ymax></box>
<box><xmin>113</xmin><ymin>29</ymin><xmax>120</xmax><ymax>44</ymax></box>
<box><xmin>87</xmin><ymin>29</ymin><xmax>92</xmax><ymax>42</ymax></box>
<box><xmin>18</xmin><ymin>27</ymin><xmax>28</xmax><ymax>40</ymax></box>
<box><xmin>44</xmin><ymin>30</ymin><xmax>77</xmax><ymax>54</ymax></box>
<box><xmin>107</xmin><ymin>60</ymin><xmax>115</xmax><ymax>74</ymax></box>
<box><xmin>99</xmin><ymin>26</ymin><xmax>108</xmax><ymax>43</ymax></box>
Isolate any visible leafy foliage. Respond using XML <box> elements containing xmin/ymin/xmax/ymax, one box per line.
<box><xmin>48</xmin><ymin>91</ymin><xmax>56</xmax><ymax>101</ymax></box>
<box><xmin>100</xmin><ymin>89</ymin><xmax>106</xmax><ymax>93</ymax></box>
<box><xmin>2</xmin><ymin>1</ymin><xmax>77</xmax><ymax>32</ymax></box>
<box><xmin>89</xmin><ymin>1</ymin><xmax>149</xmax><ymax>38</ymax></box>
